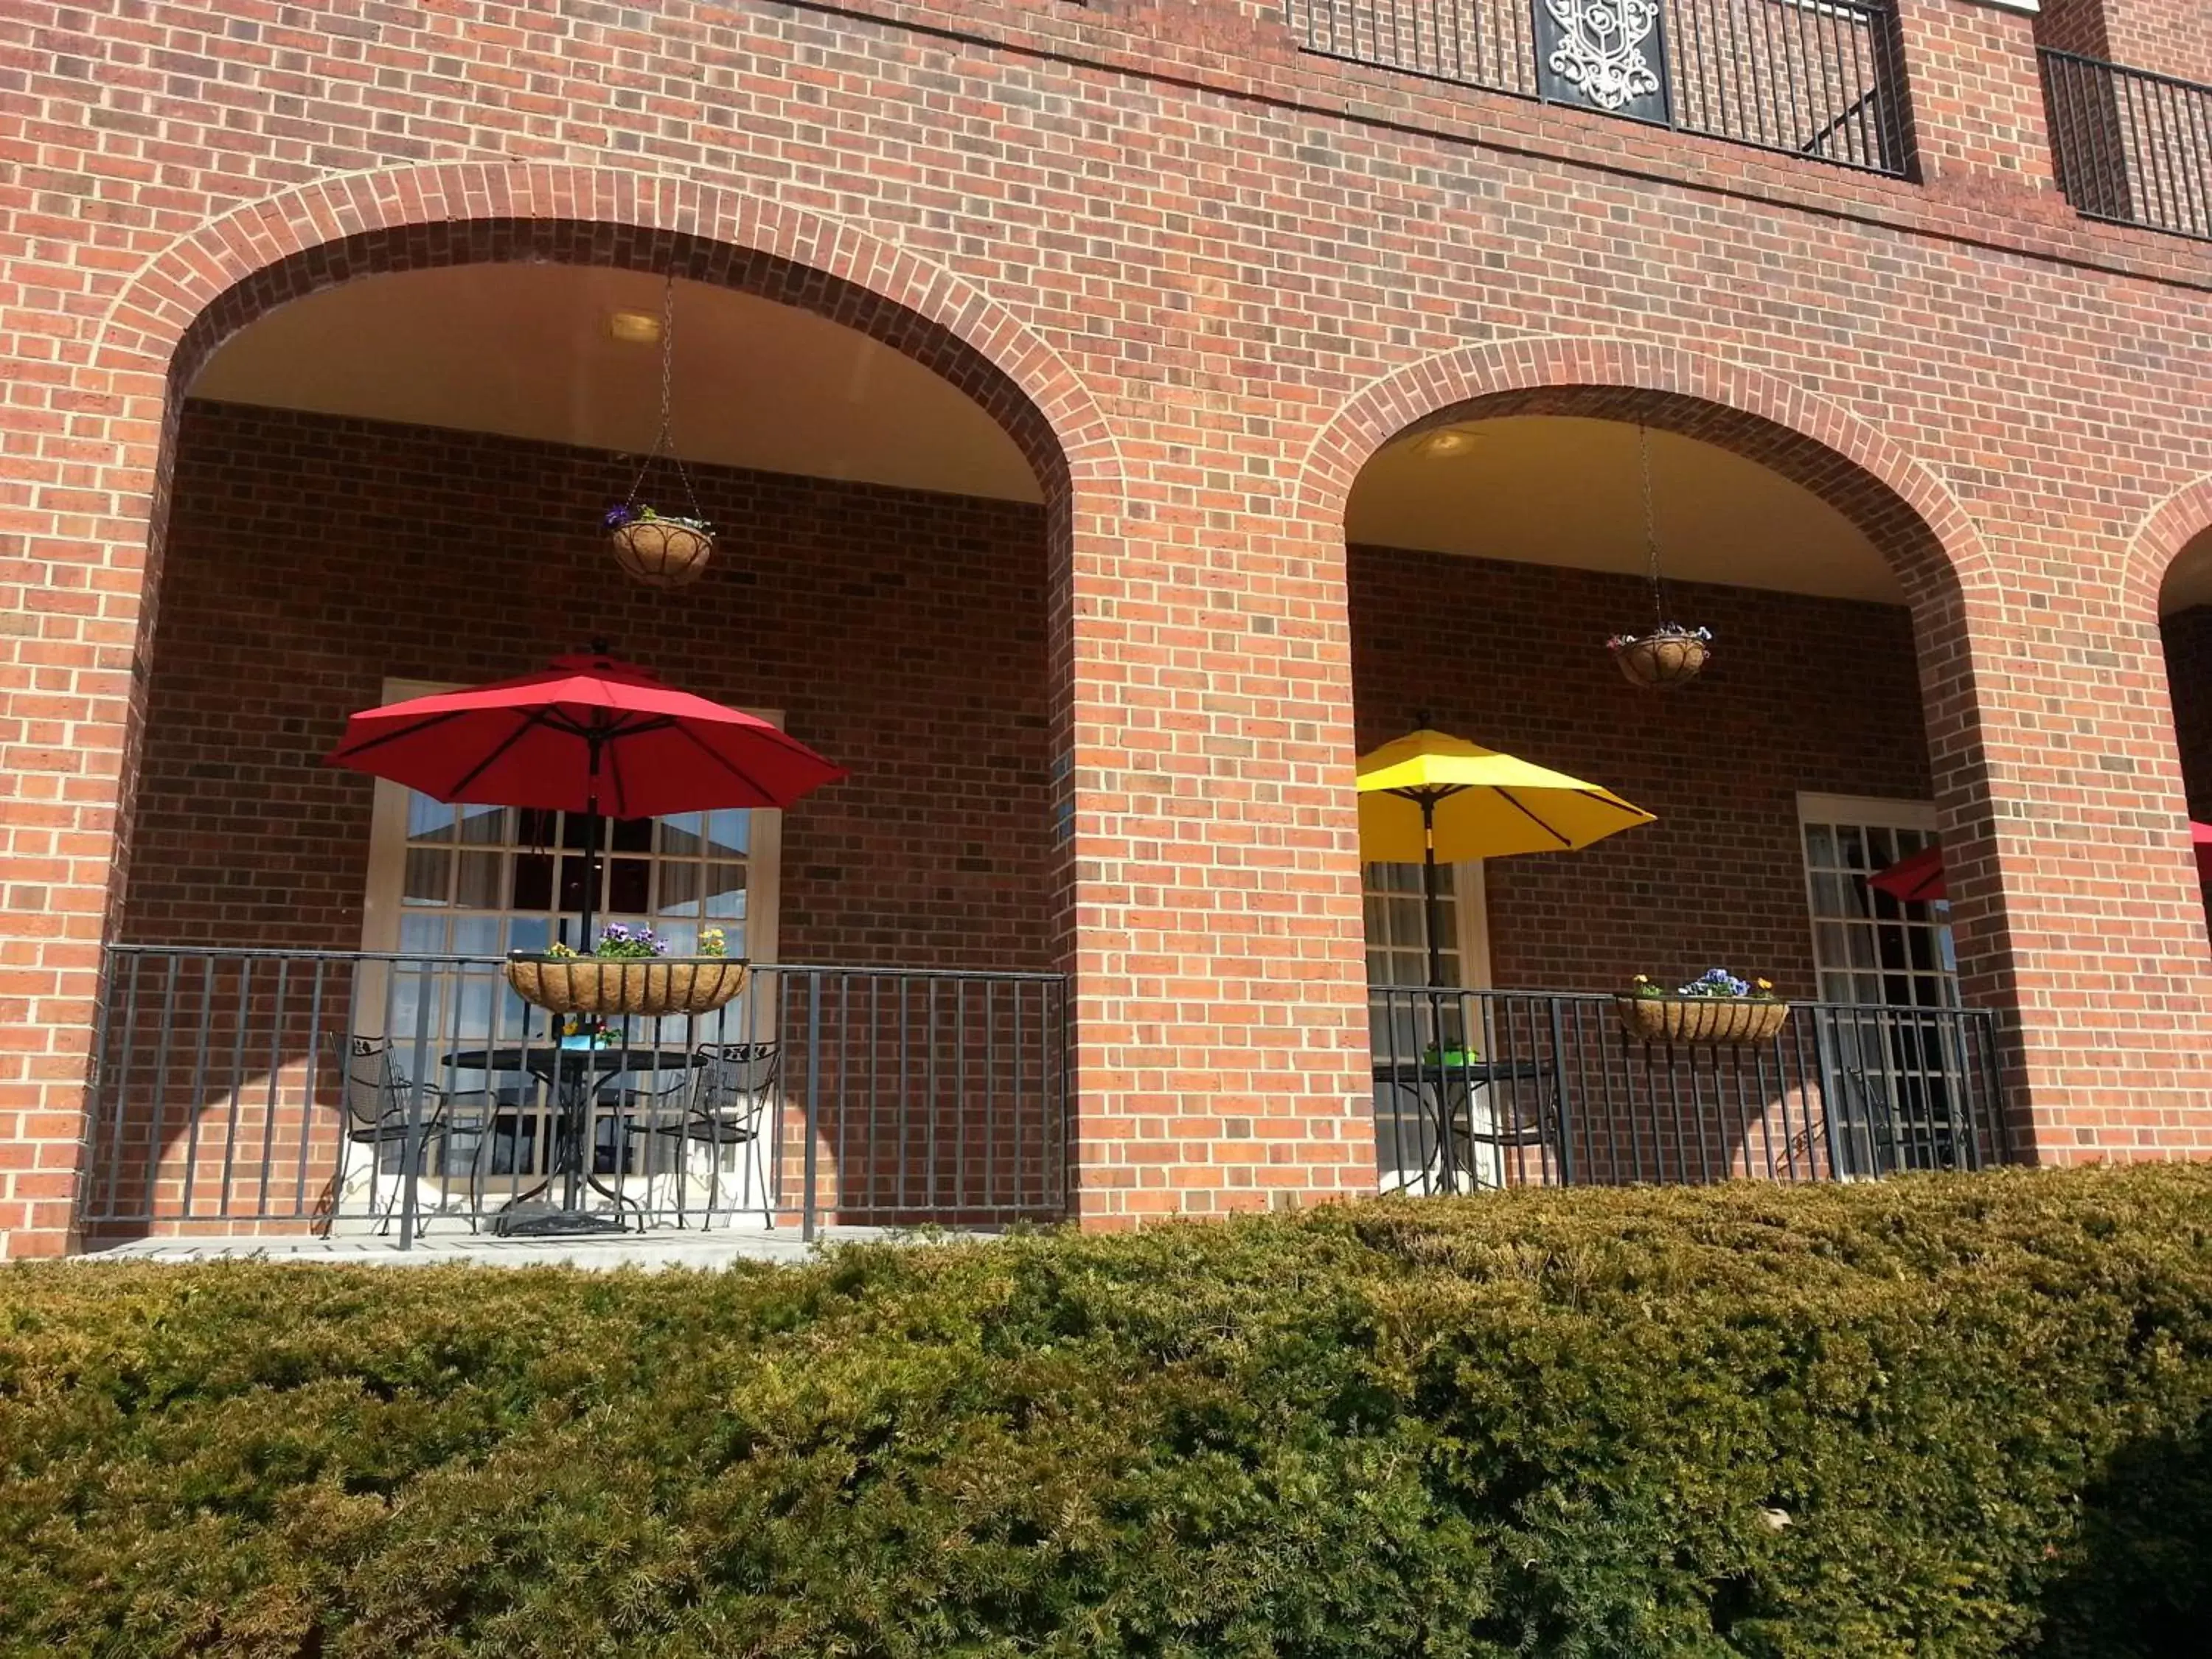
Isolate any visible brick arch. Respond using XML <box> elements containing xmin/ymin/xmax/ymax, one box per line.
<box><xmin>1300</xmin><ymin>335</ymin><xmax>1983</xmax><ymax>608</ymax></box>
<box><xmin>93</xmin><ymin>164</ymin><xmax>1117</xmax><ymax>502</ymax></box>
<box><xmin>2123</xmin><ymin>473</ymin><xmax>2212</xmax><ymax>620</ymax></box>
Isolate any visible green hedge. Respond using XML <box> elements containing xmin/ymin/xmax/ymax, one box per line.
<box><xmin>3</xmin><ymin>1168</ymin><xmax>2210</xmax><ymax>1658</ymax></box>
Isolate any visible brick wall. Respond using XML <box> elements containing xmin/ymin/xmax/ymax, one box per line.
<box><xmin>2089</xmin><ymin>0</ymin><xmax>2212</xmax><ymax>81</ymax></box>
<box><xmin>131</xmin><ymin>408</ymin><xmax>1935</xmax><ymax>995</ymax></box>
<box><xmin>122</xmin><ymin>401</ymin><xmax>1054</xmax><ymax>972</ymax></box>
<box><xmin>1350</xmin><ymin>546</ymin><xmax>1931</xmax><ymax>995</ymax></box>
<box><xmin>2037</xmin><ymin>0</ymin><xmax>2113</xmax><ymax>61</ymax></box>
<box><xmin>14</xmin><ymin>0</ymin><xmax>2212</xmax><ymax>1249</ymax></box>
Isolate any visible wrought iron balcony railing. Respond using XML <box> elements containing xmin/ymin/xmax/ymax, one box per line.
<box><xmin>82</xmin><ymin>947</ymin><xmax>1070</xmax><ymax>1248</ymax></box>
<box><xmin>1371</xmin><ymin>986</ymin><xmax>2007</xmax><ymax>1193</ymax></box>
<box><xmin>2041</xmin><ymin>49</ymin><xmax>2212</xmax><ymax>241</ymax></box>
<box><xmin>1289</xmin><ymin>0</ymin><xmax>1912</xmax><ymax>176</ymax></box>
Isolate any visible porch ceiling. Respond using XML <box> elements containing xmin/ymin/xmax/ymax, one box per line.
<box><xmin>1347</xmin><ymin>415</ymin><xmax>1907</xmax><ymax>605</ymax></box>
<box><xmin>2163</xmin><ymin>526</ymin><xmax>2212</xmax><ymax>615</ymax></box>
<box><xmin>189</xmin><ymin>264</ymin><xmax>1045</xmax><ymax>505</ymax></box>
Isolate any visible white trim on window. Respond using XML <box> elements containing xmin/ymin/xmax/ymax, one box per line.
<box><xmin>1795</xmin><ymin>793</ymin><xmax>1937</xmax><ymax>834</ymax></box>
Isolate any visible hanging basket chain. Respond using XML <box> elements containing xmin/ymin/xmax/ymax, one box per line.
<box><xmin>1639</xmin><ymin>422</ymin><xmax>1668</xmax><ymax>630</ymax></box>
<box><xmin>622</xmin><ymin>271</ymin><xmax>706</xmax><ymax>524</ymax></box>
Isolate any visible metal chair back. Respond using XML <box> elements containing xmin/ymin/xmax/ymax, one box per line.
<box><xmin>693</xmin><ymin>1041</ymin><xmax>779</xmax><ymax>1134</ymax></box>
<box><xmin>333</xmin><ymin>1034</ymin><xmax>407</xmax><ymax>1138</ymax></box>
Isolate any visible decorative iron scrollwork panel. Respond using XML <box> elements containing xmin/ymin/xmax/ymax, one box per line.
<box><xmin>1534</xmin><ymin>0</ymin><xmax>1672</xmax><ymax>124</ymax></box>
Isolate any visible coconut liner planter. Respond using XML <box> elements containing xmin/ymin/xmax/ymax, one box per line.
<box><xmin>1615</xmin><ymin>995</ymin><xmax>1791</xmax><ymax>1046</ymax></box>
<box><xmin>609</xmin><ymin>519</ymin><xmax>714</xmax><ymax>588</ymax></box>
<box><xmin>504</xmin><ymin>955</ymin><xmax>748</xmax><ymax>1018</ymax></box>
<box><xmin>1612</xmin><ymin>631</ymin><xmax>1710</xmax><ymax>689</ymax></box>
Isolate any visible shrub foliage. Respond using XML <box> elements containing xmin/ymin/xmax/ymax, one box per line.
<box><xmin>3</xmin><ymin>1168</ymin><xmax>2209</xmax><ymax>1657</ymax></box>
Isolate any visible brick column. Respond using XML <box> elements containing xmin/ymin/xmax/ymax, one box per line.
<box><xmin>1891</xmin><ymin>0</ymin><xmax>2068</xmax><ymax>208</ymax></box>
<box><xmin>1058</xmin><ymin>451</ymin><xmax>1376</xmax><ymax>1224</ymax></box>
<box><xmin>0</xmin><ymin>357</ymin><xmax>163</xmax><ymax>1258</ymax></box>
<box><xmin>1927</xmin><ymin>557</ymin><xmax>2212</xmax><ymax>1161</ymax></box>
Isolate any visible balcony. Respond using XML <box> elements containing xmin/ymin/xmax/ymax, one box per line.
<box><xmin>1287</xmin><ymin>0</ymin><xmax>1911</xmax><ymax>176</ymax></box>
<box><xmin>82</xmin><ymin>950</ymin><xmax>1071</xmax><ymax>1249</ymax></box>
<box><xmin>2042</xmin><ymin>49</ymin><xmax>2212</xmax><ymax>241</ymax></box>
<box><xmin>1371</xmin><ymin>986</ymin><xmax>2006</xmax><ymax>1192</ymax></box>
<box><xmin>79</xmin><ymin>948</ymin><xmax>2006</xmax><ymax>1255</ymax></box>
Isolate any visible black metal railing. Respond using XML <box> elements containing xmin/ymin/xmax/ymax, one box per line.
<box><xmin>1370</xmin><ymin>986</ymin><xmax>2006</xmax><ymax>1192</ymax></box>
<box><xmin>1288</xmin><ymin>0</ymin><xmax>1910</xmax><ymax>175</ymax></box>
<box><xmin>2041</xmin><ymin>49</ymin><xmax>2212</xmax><ymax>240</ymax></box>
<box><xmin>81</xmin><ymin>947</ymin><xmax>1070</xmax><ymax>1248</ymax></box>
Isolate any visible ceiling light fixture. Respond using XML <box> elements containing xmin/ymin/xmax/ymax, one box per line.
<box><xmin>1416</xmin><ymin>428</ymin><xmax>1477</xmax><ymax>459</ymax></box>
<box><xmin>608</xmin><ymin>310</ymin><xmax>663</xmax><ymax>345</ymax></box>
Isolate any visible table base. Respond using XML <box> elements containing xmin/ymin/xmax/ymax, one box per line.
<box><xmin>492</xmin><ymin>1204</ymin><xmax>627</xmax><ymax>1239</ymax></box>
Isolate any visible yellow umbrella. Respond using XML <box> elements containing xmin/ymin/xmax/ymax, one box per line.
<box><xmin>1356</xmin><ymin>729</ymin><xmax>1654</xmax><ymax>984</ymax></box>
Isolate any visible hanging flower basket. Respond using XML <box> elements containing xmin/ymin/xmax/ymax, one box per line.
<box><xmin>505</xmin><ymin>953</ymin><xmax>748</xmax><ymax>1018</ymax></box>
<box><xmin>1617</xmin><ymin>970</ymin><xmax>1789</xmax><ymax>1046</ymax></box>
<box><xmin>606</xmin><ymin>507</ymin><xmax>714</xmax><ymax>589</ymax></box>
<box><xmin>1609</xmin><ymin>625</ymin><xmax>1712</xmax><ymax>689</ymax></box>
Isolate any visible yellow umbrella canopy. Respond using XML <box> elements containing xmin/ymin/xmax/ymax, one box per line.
<box><xmin>1356</xmin><ymin>730</ymin><xmax>1654</xmax><ymax>863</ymax></box>
<box><xmin>1355</xmin><ymin>729</ymin><xmax>1654</xmax><ymax>984</ymax></box>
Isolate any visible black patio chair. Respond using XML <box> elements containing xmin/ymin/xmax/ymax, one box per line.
<box><xmin>624</xmin><ymin>1041</ymin><xmax>780</xmax><ymax>1228</ymax></box>
<box><xmin>321</xmin><ymin>1034</ymin><xmax>504</xmax><ymax>1234</ymax></box>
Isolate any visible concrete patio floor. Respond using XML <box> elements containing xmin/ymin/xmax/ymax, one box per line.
<box><xmin>75</xmin><ymin>1225</ymin><xmax>932</xmax><ymax>1270</ymax></box>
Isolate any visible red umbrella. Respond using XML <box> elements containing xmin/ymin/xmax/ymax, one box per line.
<box><xmin>328</xmin><ymin>649</ymin><xmax>844</xmax><ymax>939</ymax></box>
<box><xmin>1868</xmin><ymin>824</ymin><xmax>2212</xmax><ymax>904</ymax></box>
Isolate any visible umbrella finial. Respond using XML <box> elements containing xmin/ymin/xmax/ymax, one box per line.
<box><xmin>1411</xmin><ymin>708</ymin><xmax>1433</xmax><ymax>733</ymax></box>
<box><xmin>588</xmin><ymin>637</ymin><xmax>613</xmax><ymax>659</ymax></box>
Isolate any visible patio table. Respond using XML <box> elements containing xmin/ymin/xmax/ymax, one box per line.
<box><xmin>1373</xmin><ymin>1054</ymin><xmax>1549</xmax><ymax>1194</ymax></box>
<box><xmin>443</xmin><ymin>1039</ymin><xmax>707</xmax><ymax>1235</ymax></box>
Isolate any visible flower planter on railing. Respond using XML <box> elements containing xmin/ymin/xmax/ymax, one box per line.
<box><xmin>502</xmin><ymin>954</ymin><xmax>748</xmax><ymax>1018</ymax></box>
<box><xmin>1617</xmin><ymin>967</ymin><xmax>1788</xmax><ymax>1045</ymax></box>
<box><xmin>1615</xmin><ymin>995</ymin><xmax>1790</xmax><ymax>1046</ymax></box>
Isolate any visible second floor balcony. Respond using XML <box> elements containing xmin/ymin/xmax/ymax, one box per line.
<box><xmin>1290</xmin><ymin>0</ymin><xmax>1912</xmax><ymax>176</ymax></box>
<box><xmin>2042</xmin><ymin>48</ymin><xmax>2212</xmax><ymax>242</ymax></box>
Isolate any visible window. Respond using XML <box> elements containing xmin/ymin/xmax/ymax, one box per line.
<box><xmin>1362</xmin><ymin>860</ymin><xmax>1489</xmax><ymax>990</ymax></box>
<box><xmin>1364</xmin><ymin>860</ymin><xmax>1492</xmax><ymax>1195</ymax></box>
<box><xmin>1797</xmin><ymin>794</ymin><xmax>1955</xmax><ymax>1009</ymax></box>
<box><xmin>378</xmin><ymin>796</ymin><xmax>764</xmax><ymax>963</ymax></box>
<box><xmin>1797</xmin><ymin>794</ymin><xmax>1966</xmax><ymax>1176</ymax></box>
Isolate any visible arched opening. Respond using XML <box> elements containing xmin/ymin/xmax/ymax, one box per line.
<box><xmin>83</xmin><ymin>227</ymin><xmax>1076</xmax><ymax>1247</ymax></box>
<box><xmin>1343</xmin><ymin>393</ymin><xmax>2001</xmax><ymax>1194</ymax></box>
<box><xmin>2155</xmin><ymin>528</ymin><xmax>2212</xmax><ymax>916</ymax></box>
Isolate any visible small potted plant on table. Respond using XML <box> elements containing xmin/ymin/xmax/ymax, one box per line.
<box><xmin>1618</xmin><ymin>967</ymin><xmax>1789</xmax><ymax>1046</ymax></box>
<box><xmin>505</xmin><ymin>923</ymin><xmax>746</xmax><ymax>1018</ymax></box>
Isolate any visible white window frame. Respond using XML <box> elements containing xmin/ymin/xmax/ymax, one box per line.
<box><xmin>1361</xmin><ymin>859</ymin><xmax>1492</xmax><ymax>990</ymax></box>
<box><xmin>1795</xmin><ymin>792</ymin><xmax>1953</xmax><ymax>1009</ymax></box>
<box><xmin>358</xmin><ymin>677</ymin><xmax>783</xmax><ymax>964</ymax></box>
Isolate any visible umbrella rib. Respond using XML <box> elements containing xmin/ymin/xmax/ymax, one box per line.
<box><xmin>330</xmin><ymin>706</ymin><xmax>477</xmax><ymax>762</ymax></box>
<box><xmin>603</xmin><ymin>729</ymin><xmax>630</xmax><ymax>819</ymax></box>
<box><xmin>1570</xmin><ymin>787</ymin><xmax>1651</xmax><ymax>819</ymax></box>
<box><xmin>668</xmin><ymin>721</ymin><xmax>786</xmax><ymax>804</ymax></box>
<box><xmin>1490</xmin><ymin>787</ymin><xmax>1575</xmax><ymax>849</ymax></box>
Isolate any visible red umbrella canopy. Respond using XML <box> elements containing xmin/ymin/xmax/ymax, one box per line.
<box><xmin>1865</xmin><ymin>841</ymin><xmax>1946</xmax><ymax>905</ymax></box>
<box><xmin>1868</xmin><ymin>826</ymin><xmax>2212</xmax><ymax>905</ymax></box>
<box><xmin>327</xmin><ymin>652</ymin><xmax>846</xmax><ymax>818</ymax></box>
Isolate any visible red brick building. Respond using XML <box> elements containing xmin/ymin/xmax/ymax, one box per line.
<box><xmin>6</xmin><ymin>0</ymin><xmax>2212</xmax><ymax>1256</ymax></box>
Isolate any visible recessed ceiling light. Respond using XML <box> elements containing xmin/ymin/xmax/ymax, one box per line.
<box><xmin>1416</xmin><ymin>428</ymin><xmax>1478</xmax><ymax>459</ymax></box>
<box><xmin>608</xmin><ymin>310</ymin><xmax>663</xmax><ymax>345</ymax></box>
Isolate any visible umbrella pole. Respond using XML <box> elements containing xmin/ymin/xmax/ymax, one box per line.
<box><xmin>578</xmin><ymin>734</ymin><xmax>603</xmax><ymax>950</ymax></box>
<box><xmin>1421</xmin><ymin>792</ymin><xmax>1444</xmax><ymax>989</ymax></box>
